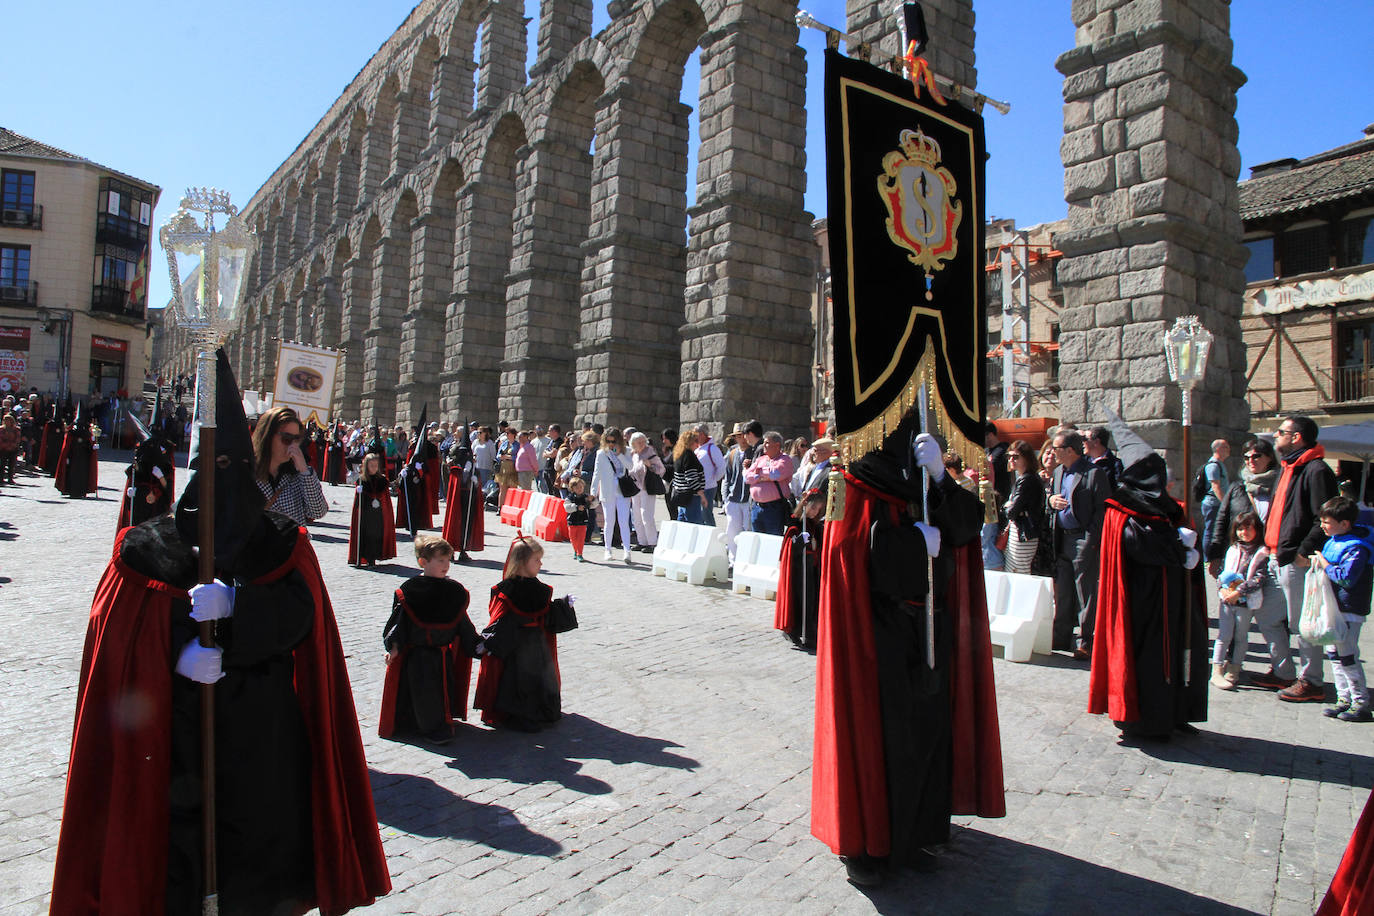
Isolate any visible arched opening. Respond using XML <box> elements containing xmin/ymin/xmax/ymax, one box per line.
<box><xmin>364</xmin><ymin>190</ymin><xmax>417</xmax><ymax>423</ymax></box>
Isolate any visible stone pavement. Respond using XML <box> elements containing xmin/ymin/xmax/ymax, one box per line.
<box><xmin>0</xmin><ymin>454</ymin><xmax>1370</xmax><ymax>915</ymax></box>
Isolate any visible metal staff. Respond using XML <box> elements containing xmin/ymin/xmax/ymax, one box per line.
<box><xmin>917</xmin><ymin>378</ymin><xmax>936</xmax><ymax>670</ymax></box>
<box><xmin>192</xmin><ymin>351</ymin><xmax>219</xmax><ymax>914</ymax></box>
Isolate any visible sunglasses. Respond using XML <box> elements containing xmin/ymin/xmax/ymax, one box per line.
<box><xmin>1244</xmin><ymin>453</ymin><xmax>1264</xmax><ymax>461</ymax></box>
<box><xmin>1273</xmin><ymin>428</ymin><xmax>1296</xmax><ymax>437</ymax></box>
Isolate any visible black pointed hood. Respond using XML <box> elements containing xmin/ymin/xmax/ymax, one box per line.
<box><xmin>175</xmin><ymin>350</ymin><xmax>264</xmax><ymax>567</ymax></box>
<box><xmin>1104</xmin><ymin>409</ymin><xmax>1182</xmax><ymax>523</ymax></box>
<box><xmin>406</xmin><ymin>403</ymin><xmax>428</xmax><ymax>467</ymax></box>
<box><xmin>127</xmin><ymin>408</ymin><xmax>152</xmax><ymax>443</ymax></box>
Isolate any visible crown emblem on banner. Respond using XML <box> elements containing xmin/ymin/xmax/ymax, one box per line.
<box><xmin>899</xmin><ymin>128</ymin><xmax>941</xmax><ymax>166</ymax></box>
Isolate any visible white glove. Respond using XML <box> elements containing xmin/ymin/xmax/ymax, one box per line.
<box><xmin>915</xmin><ymin>521</ymin><xmax>942</xmax><ymax>558</ymax></box>
<box><xmin>126</xmin><ymin>487</ymin><xmax>135</xmax><ymax>498</ymax></box>
<box><xmin>189</xmin><ymin>581</ymin><xmax>234</xmax><ymax>622</ymax></box>
<box><xmin>175</xmin><ymin>640</ymin><xmax>224</xmax><ymax>684</ymax></box>
<box><xmin>1184</xmin><ymin>547</ymin><xmax>1201</xmax><ymax>570</ymax></box>
<box><xmin>913</xmin><ymin>433</ymin><xmax>946</xmax><ymax>482</ymax></box>
<box><xmin>356</xmin><ymin>485</ymin><xmax>364</xmax><ymax>494</ymax></box>
<box><xmin>152</xmin><ymin>466</ymin><xmax>165</xmax><ymax>480</ymax></box>
<box><xmin>801</xmin><ymin>530</ymin><xmax>812</xmax><ymax>544</ymax></box>
<box><xmin>564</xmin><ymin>594</ymin><xmax>577</xmax><ymax>607</ymax></box>
<box><xmin>1176</xmin><ymin>527</ymin><xmax>1198</xmax><ymax>549</ymax></box>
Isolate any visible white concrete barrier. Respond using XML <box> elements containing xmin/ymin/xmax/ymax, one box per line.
<box><xmin>984</xmin><ymin>570</ymin><xmax>1054</xmax><ymax>663</ymax></box>
<box><xmin>731</xmin><ymin>532</ymin><xmax>785</xmax><ymax>600</ymax></box>
<box><xmin>652</xmin><ymin>520</ymin><xmax>729</xmax><ymax>586</ymax></box>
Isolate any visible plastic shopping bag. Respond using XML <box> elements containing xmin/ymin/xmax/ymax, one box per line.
<box><xmin>1298</xmin><ymin>563</ymin><xmax>1348</xmax><ymax>646</ymax></box>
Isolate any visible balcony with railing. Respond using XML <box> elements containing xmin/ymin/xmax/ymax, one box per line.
<box><xmin>1326</xmin><ymin>364</ymin><xmax>1374</xmax><ymax>406</ymax></box>
<box><xmin>91</xmin><ymin>283</ymin><xmax>144</xmax><ymax>320</ymax></box>
<box><xmin>0</xmin><ymin>280</ymin><xmax>38</xmax><ymax>305</ymax></box>
<box><xmin>95</xmin><ymin>212</ymin><xmax>149</xmax><ymax>249</ymax></box>
<box><xmin>0</xmin><ymin>205</ymin><xmax>42</xmax><ymax>230</ymax></box>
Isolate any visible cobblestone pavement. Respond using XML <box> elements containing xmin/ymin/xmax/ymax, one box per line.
<box><xmin>1</xmin><ymin>455</ymin><xmax>1370</xmax><ymax>915</ymax></box>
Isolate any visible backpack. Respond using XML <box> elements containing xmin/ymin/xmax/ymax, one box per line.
<box><xmin>1192</xmin><ymin>459</ymin><xmax>1216</xmax><ymax>504</ymax></box>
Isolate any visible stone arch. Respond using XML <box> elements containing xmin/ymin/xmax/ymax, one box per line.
<box><xmin>404</xmin><ymin>35</ymin><xmax>441</xmax><ymax>163</ymax></box>
<box><xmin>574</xmin><ymin>0</ymin><xmax>706</xmax><ymax>430</ymax></box>
<box><xmin>474</xmin><ymin>113</ymin><xmax>530</xmax><ymax>423</ymax></box>
<box><xmin>444</xmin><ymin>1</ymin><xmax>483</xmax><ymax>123</ymax></box>
<box><xmin>363</xmin><ymin>190</ymin><xmax>418</xmax><ymax>423</ymax></box>
<box><xmin>339</xmin><ymin>109</ymin><xmax>366</xmax><ymax>215</ymax></box>
<box><xmin>501</xmin><ymin>58</ymin><xmax>604</xmax><ymax>423</ymax></box>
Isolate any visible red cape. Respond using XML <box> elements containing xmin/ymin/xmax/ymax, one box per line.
<box><xmin>395</xmin><ymin>473</ymin><xmax>433</xmax><ymax>531</ymax></box>
<box><xmin>1088</xmin><ymin>502</ymin><xmax>1138</xmax><ymax>721</ymax></box>
<box><xmin>378</xmin><ymin>587</ymin><xmax>474</xmax><ymax>738</ymax></box>
<box><xmin>811</xmin><ymin>473</ymin><xmax>1004</xmax><ymax>858</ymax></box>
<box><xmin>51</xmin><ymin>526</ymin><xmax>391</xmax><ymax>915</ymax></box>
<box><xmin>442</xmin><ymin>471</ymin><xmax>485</xmax><ymax>553</ymax></box>
<box><xmin>425</xmin><ymin>457</ymin><xmax>441</xmax><ymax>514</ymax></box>
<box><xmin>54</xmin><ymin>432</ymin><xmax>99</xmax><ymax>496</ymax></box>
<box><xmin>1319</xmin><ymin>788</ymin><xmax>1374</xmax><ymax>915</ymax></box>
<box><xmin>473</xmin><ymin>587</ymin><xmax>560</xmax><ymax>727</ymax></box>
<box><xmin>348</xmin><ymin>485</ymin><xmax>398</xmax><ymax>565</ymax></box>
<box><xmin>773</xmin><ymin>530</ymin><xmax>799</xmax><ymax>632</ymax></box>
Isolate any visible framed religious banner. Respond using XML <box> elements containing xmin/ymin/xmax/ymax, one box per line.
<box><xmin>271</xmin><ymin>340</ymin><xmax>341</xmax><ymax>427</ymax></box>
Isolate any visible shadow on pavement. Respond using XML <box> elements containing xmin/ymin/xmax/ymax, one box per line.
<box><xmin>1135</xmin><ymin>729</ymin><xmax>1374</xmax><ymax>789</ymax></box>
<box><xmin>860</xmin><ymin>826</ymin><xmax>1253</xmax><ymax>915</ymax></box>
<box><xmin>369</xmin><ymin>767</ymin><xmax>563</xmax><ymax>856</ymax></box>
<box><xmin>444</xmin><ymin>712</ymin><xmax>700</xmax><ymax>796</ymax></box>
<box><xmin>310</xmin><ymin>533</ymin><xmax>348</xmax><ymax>544</ymax></box>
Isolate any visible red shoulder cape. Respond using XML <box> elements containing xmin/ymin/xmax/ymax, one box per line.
<box><xmin>348</xmin><ymin>486</ymin><xmax>397</xmax><ymax>565</ymax></box>
<box><xmin>1088</xmin><ymin>501</ymin><xmax>1138</xmax><ymax>721</ymax></box>
<box><xmin>54</xmin><ymin>432</ymin><xmax>98</xmax><ymax>495</ymax></box>
<box><xmin>51</xmin><ymin>527</ymin><xmax>391</xmax><ymax>915</ymax></box>
<box><xmin>773</xmin><ymin>531</ymin><xmax>799</xmax><ymax>633</ymax></box>
<box><xmin>442</xmin><ymin>472</ymin><xmax>485</xmax><ymax>552</ymax></box>
<box><xmin>473</xmin><ymin>587</ymin><xmax>559</xmax><ymax>726</ymax></box>
<box><xmin>811</xmin><ymin>473</ymin><xmax>1004</xmax><ymax>858</ymax></box>
<box><xmin>1319</xmin><ymin>788</ymin><xmax>1374</xmax><ymax>915</ymax></box>
<box><xmin>378</xmin><ymin>588</ymin><xmax>474</xmax><ymax>738</ymax></box>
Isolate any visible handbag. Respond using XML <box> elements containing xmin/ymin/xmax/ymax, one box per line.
<box><xmin>616</xmin><ymin>460</ymin><xmax>640</xmax><ymax>498</ymax></box>
<box><xmin>994</xmin><ymin>526</ymin><xmax>1009</xmax><ymax>552</ymax></box>
<box><xmin>643</xmin><ymin>467</ymin><xmax>666</xmax><ymax>496</ymax></box>
<box><xmin>773</xmin><ymin>481</ymin><xmax>797</xmax><ymax>514</ymax></box>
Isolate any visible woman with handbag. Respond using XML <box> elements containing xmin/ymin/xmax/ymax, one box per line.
<box><xmin>628</xmin><ymin>431</ymin><xmax>665</xmax><ymax>552</ymax></box>
<box><xmin>591</xmin><ymin>427</ymin><xmax>636</xmax><ymax>563</ymax></box>
<box><xmin>671</xmin><ymin>430</ymin><xmax>710</xmax><ymax>526</ymax></box>
<box><xmin>1003</xmin><ymin>440</ymin><xmax>1046</xmax><ymax>575</ymax></box>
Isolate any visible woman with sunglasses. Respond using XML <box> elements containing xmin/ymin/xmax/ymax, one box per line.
<box><xmin>1204</xmin><ymin>437</ymin><xmax>1293</xmax><ymax>690</ymax></box>
<box><xmin>252</xmin><ymin>405</ymin><xmax>329</xmax><ymax>527</ymax></box>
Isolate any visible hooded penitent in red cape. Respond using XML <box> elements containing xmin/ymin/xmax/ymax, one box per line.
<box><xmin>812</xmin><ymin>464</ymin><xmax>1004</xmax><ymax>864</ymax></box>
<box><xmin>1319</xmin><ymin>789</ymin><xmax>1374</xmax><ymax>915</ymax></box>
<box><xmin>1088</xmin><ymin>452</ymin><xmax>1208</xmax><ymax>739</ymax></box>
<box><xmin>50</xmin><ymin>518</ymin><xmax>391</xmax><ymax>915</ymax></box>
<box><xmin>442</xmin><ymin>466</ymin><xmax>485</xmax><ymax>554</ymax></box>
<box><xmin>54</xmin><ymin>426</ymin><xmax>99</xmax><ymax>498</ymax></box>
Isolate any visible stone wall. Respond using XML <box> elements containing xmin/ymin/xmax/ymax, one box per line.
<box><xmin>1054</xmin><ymin>0</ymin><xmax>1249</xmax><ymax>461</ymax></box>
<box><xmin>226</xmin><ymin>0</ymin><xmax>817</xmax><ymax>436</ymax></box>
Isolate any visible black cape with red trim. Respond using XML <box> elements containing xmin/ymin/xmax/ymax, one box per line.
<box><xmin>395</xmin><ymin>462</ymin><xmax>432</xmax><ymax>533</ymax></box>
<box><xmin>1089</xmin><ymin>488</ymin><xmax>1208</xmax><ymax>737</ymax></box>
<box><xmin>1319</xmin><ymin>788</ymin><xmax>1374</xmax><ymax>915</ymax></box>
<box><xmin>323</xmin><ymin>442</ymin><xmax>347</xmax><ymax>485</ymax></box>
<box><xmin>348</xmin><ymin>475</ymin><xmax>397</xmax><ymax>565</ymax></box>
<box><xmin>774</xmin><ymin>516</ymin><xmax>821</xmax><ymax>649</ymax></box>
<box><xmin>51</xmin><ymin>514</ymin><xmax>391</xmax><ymax>916</ymax></box>
<box><xmin>55</xmin><ymin>427</ymin><xmax>98</xmax><ymax>498</ymax></box>
<box><xmin>442</xmin><ymin>467</ymin><xmax>485</xmax><ymax>554</ymax></box>
<box><xmin>474</xmin><ymin>578</ymin><xmax>563</xmax><ymax>728</ymax></box>
<box><xmin>117</xmin><ymin>440</ymin><xmax>175</xmax><ymax>534</ymax></box>
<box><xmin>40</xmin><ymin>420</ymin><xmax>63</xmax><ymax>474</ymax></box>
<box><xmin>812</xmin><ymin>463</ymin><xmax>1004</xmax><ymax>863</ymax></box>
<box><xmin>378</xmin><ymin>577</ymin><xmax>479</xmax><ymax>739</ymax></box>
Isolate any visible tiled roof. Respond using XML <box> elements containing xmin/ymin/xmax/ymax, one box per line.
<box><xmin>1240</xmin><ymin>137</ymin><xmax>1374</xmax><ymax>221</ymax></box>
<box><xmin>0</xmin><ymin>126</ymin><xmax>159</xmax><ymax>192</ymax></box>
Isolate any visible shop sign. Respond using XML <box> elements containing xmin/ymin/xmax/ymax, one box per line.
<box><xmin>0</xmin><ymin>326</ymin><xmax>30</xmax><ymax>393</ymax></box>
<box><xmin>1246</xmin><ymin>266</ymin><xmax>1374</xmax><ymax>315</ymax></box>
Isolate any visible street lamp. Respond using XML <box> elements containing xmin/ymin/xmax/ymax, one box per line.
<box><xmin>158</xmin><ymin>187</ymin><xmax>257</xmax><ymax>915</ymax></box>
<box><xmin>1163</xmin><ymin>315</ymin><xmax>1213</xmax><ymax>523</ymax></box>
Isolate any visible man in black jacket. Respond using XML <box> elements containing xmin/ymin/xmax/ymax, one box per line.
<box><xmin>1049</xmin><ymin>431</ymin><xmax>1111</xmax><ymax>657</ymax></box>
<box><xmin>1265</xmin><ymin>415</ymin><xmax>1338</xmax><ymax>701</ymax></box>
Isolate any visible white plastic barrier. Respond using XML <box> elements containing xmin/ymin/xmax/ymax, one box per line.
<box><xmin>521</xmin><ymin>492</ymin><xmax>548</xmax><ymax>538</ymax></box>
<box><xmin>984</xmin><ymin>570</ymin><xmax>1055</xmax><ymax>663</ymax></box>
<box><xmin>731</xmin><ymin>532</ymin><xmax>785</xmax><ymax>599</ymax></box>
<box><xmin>652</xmin><ymin>520</ymin><xmax>729</xmax><ymax>586</ymax></box>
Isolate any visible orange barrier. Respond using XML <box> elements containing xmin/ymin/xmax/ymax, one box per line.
<box><xmin>532</xmin><ymin>495</ymin><xmax>569</xmax><ymax>542</ymax></box>
<box><xmin>499</xmin><ymin>488</ymin><xmax>532</xmax><ymax>527</ymax></box>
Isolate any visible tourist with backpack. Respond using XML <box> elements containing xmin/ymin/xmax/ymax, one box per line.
<box><xmin>1196</xmin><ymin>438</ymin><xmax>1230</xmax><ymax>554</ymax></box>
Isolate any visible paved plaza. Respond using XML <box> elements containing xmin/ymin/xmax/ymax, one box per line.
<box><xmin>1</xmin><ymin>454</ymin><xmax>1370</xmax><ymax>915</ymax></box>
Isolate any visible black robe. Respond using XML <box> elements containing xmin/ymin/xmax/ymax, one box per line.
<box><xmin>119</xmin><ymin>439</ymin><xmax>175</xmax><ymax>530</ymax></box>
<box><xmin>56</xmin><ymin>428</ymin><xmax>96</xmax><ymax>498</ymax></box>
<box><xmin>474</xmin><ymin>578</ymin><xmax>569</xmax><ymax>730</ymax></box>
<box><xmin>379</xmin><ymin>577</ymin><xmax>480</xmax><ymax>738</ymax></box>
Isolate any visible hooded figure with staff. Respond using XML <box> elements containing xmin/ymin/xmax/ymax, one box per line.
<box><xmin>51</xmin><ymin>192</ymin><xmax>389</xmax><ymax>915</ymax></box>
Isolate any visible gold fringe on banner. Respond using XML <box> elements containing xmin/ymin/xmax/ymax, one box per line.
<box><xmin>838</xmin><ymin>336</ymin><xmax>983</xmax><ymax>473</ymax></box>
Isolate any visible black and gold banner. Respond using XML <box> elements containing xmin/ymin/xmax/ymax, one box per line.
<box><xmin>825</xmin><ymin>48</ymin><xmax>987</xmax><ymax>461</ymax></box>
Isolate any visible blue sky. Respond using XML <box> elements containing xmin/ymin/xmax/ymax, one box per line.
<box><xmin>6</xmin><ymin>0</ymin><xmax>1372</xmax><ymax>313</ymax></box>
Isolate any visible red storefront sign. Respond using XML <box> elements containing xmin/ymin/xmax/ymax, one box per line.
<box><xmin>0</xmin><ymin>326</ymin><xmax>30</xmax><ymax>393</ymax></box>
<box><xmin>91</xmin><ymin>335</ymin><xmax>129</xmax><ymax>361</ymax></box>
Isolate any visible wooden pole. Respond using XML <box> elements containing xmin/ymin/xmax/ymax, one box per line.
<box><xmin>1181</xmin><ymin>392</ymin><xmax>1193</xmax><ymax>688</ymax></box>
<box><xmin>195</xmin><ymin>357</ymin><xmax>219</xmax><ymax>916</ymax></box>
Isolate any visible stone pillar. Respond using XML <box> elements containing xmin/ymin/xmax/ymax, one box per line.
<box><xmin>338</xmin><ymin>256</ymin><xmax>371</xmax><ymax>419</ymax></box>
<box><xmin>681</xmin><ymin>13</ymin><xmax>815</xmax><ymax>435</ymax></box>
<box><xmin>476</xmin><ymin>0</ymin><xmax>526</xmax><ymax>116</ymax></box>
<box><xmin>531</xmin><ymin>0</ymin><xmax>592</xmax><ymax>77</ymax></box>
<box><xmin>499</xmin><ymin>140</ymin><xmax>582</xmax><ymax>424</ymax></box>
<box><xmin>397</xmin><ymin>212</ymin><xmax>448</xmax><ymax>421</ymax></box>
<box><xmin>576</xmin><ymin>81</ymin><xmax>686</xmax><ymax>432</ymax></box>
<box><xmin>360</xmin><ymin>120</ymin><xmax>388</xmax><ymax>204</ymax></box>
<box><xmin>363</xmin><ymin>233</ymin><xmax>408</xmax><ymax>425</ymax></box>
<box><xmin>845</xmin><ymin>0</ymin><xmax>975</xmax><ymax>90</ymax></box>
<box><xmin>440</xmin><ymin>180</ymin><xmax>503</xmax><ymax>421</ymax></box>
<box><xmin>393</xmin><ymin>89</ymin><xmax>426</xmax><ymax>177</ymax></box>
<box><xmin>1055</xmin><ymin>0</ymin><xmax>1248</xmax><ymax>458</ymax></box>
<box><xmin>336</xmin><ymin>145</ymin><xmax>360</xmax><ymax>217</ymax></box>
<box><xmin>430</xmin><ymin>53</ymin><xmax>470</xmax><ymax>144</ymax></box>
<box><xmin>311</xmin><ymin>176</ymin><xmax>332</xmax><ymax>243</ymax></box>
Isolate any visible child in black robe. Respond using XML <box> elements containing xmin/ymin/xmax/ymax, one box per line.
<box><xmin>474</xmin><ymin>537</ymin><xmax>576</xmax><ymax>731</ymax></box>
<box><xmin>350</xmin><ymin>453</ymin><xmax>397</xmax><ymax>566</ymax></box>
<box><xmin>379</xmin><ymin>535</ymin><xmax>482</xmax><ymax>744</ymax></box>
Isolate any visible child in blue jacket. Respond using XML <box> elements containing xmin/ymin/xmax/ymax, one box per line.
<box><xmin>1315</xmin><ymin>496</ymin><xmax>1372</xmax><ymax>722</ymax></box>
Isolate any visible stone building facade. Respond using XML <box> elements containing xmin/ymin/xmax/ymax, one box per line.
<box><xmin>226</xmin><ymin>0</ymin><xmax>817</xmax><ymax>436</ymax></box>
